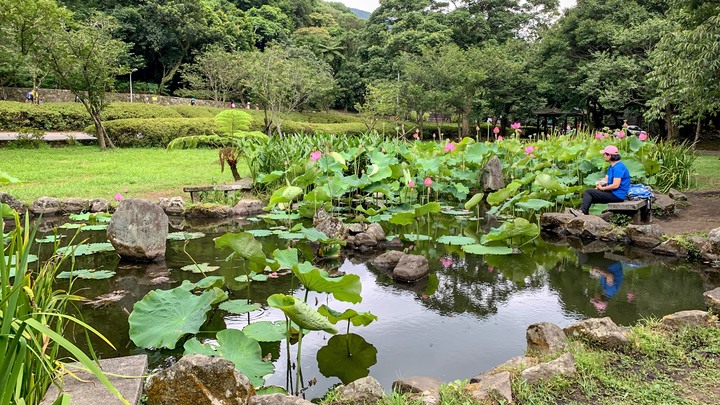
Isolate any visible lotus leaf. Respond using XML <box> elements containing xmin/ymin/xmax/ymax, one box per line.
<box><xmin>326</xmin><ymin>176</ymin><xmax>351</xmax><ymax>198</ymax></box>
<box><xmin>215</xmin><ymin>232</ymin><xmax>265</xmax><ymax>263</ymax></box>
<box><xmin>242</xmin><ymin>321</ymin><xmax>286</xmax><ymax>342</ymax></box>
<box><xmin>181</xmin><ymin>263</ymin><xmax>220</xmax><ymax>273</ymax></box>
<box><xmin>236</xmin><ymin>271</ymin><xmax>269</xmax><ymax>283</ymax></box>
<box><xmin>442</xmin><ymin>209</ymin><xmax>472</xmax><ymax>216</ymax></box>
<box><xmin>261</xmin><ymin>212</ymin><xmax>302</xmax><ymax>220</ymax></box>
<box><xmin>328</xmin><ymin>151</ymin><xmax>347</xmax><ymax>168</ymax></box>
<box><xmin>355</xmin><ymin>205</ymin><xmax>383</xmax><ymax>216</ymax></box>
<box><xmin>304</xmin><ymin>186</ymin><xmax>331</xmax><ymax>202</ymax></box>
<box><xmin>266</xmin><ymin>186</ymin><xmax>303</xmax><ymax>210</ymax></box>
<box><xmin>436</xmin><ymin>235</ymin><xmax>477</xmax><ymax>246</ymax></box>
<box><xmin>129</xmin><ymin>287</ymin><xmax>216</xmax><ymax>349</ymax></box>
<box><xmin>56</xmin><ymin>269</ymin><xmax>116</xmax><ymax>279</ymax></box>
<box><xmin>219</xmin><ymin>299</ymin><xmax>261</xmax><ymax>314</ymax></box>
<box><xmin>267</xmin><ymin>293</ymin><xmax>338</xmax><ymax>333</ymax></box>
<box><xmin>167</xmin><ymin>231</ymin><xmax>205</xmax><ymax>240</ymax></box>
<box><xmin>277</xmin><ymin>231</ymin><xmax>305</xmax><ymax>240</ymax></box>
<box><xmin>515</xmin><ymin>199</ymin><xmax>553</xmax><ymax>211</ymax></box>
<box><xmin>68</xmin><ymin>212</ymin><xmax>112</xmax><ymax>223</ymax></box>
<box><xmin>272</xmin><ymin>248</ymin><xmax>299</xmax><ymax>269</ymax></box>
<box><xmin>368</xmin><ymin>213</ymin><xmax>392</xmax><ymax>222</ymax></box>
<box><xmin>246</xmin><ymin>229</ymin><xmax>273</xmax><ymax>237</ymax></box>
<box><xmin>56</xmin><ymin>242</ymin><xmax>115</xmax><ymax>256</ymax></box>
<box><xmin>317</xmin><ymin>305</ymin><xmax>378</xmax><ymax>327</ymax></box>
<box><xmin>195</xmin><ymin>276</ymin><xmax>225</xmax><ymax>289</ymax></box>
<box><xmin>316</xmin><ymin>333</ymin><xmax>377</xmax><ymax>384</ymax></box>
<box><xmin>452</xmin><ymin>183</ymin><xmax>470</xmax><ymax>200</ymax></box>
<box><xmin>389</xmin><ymin>211</ymin><xmax>415</xmax><ymax>226</ymax></box>
<box><xmin>415</xmin><ymin>202</ymin><xmax>441</xmax><ymax>217</ymax></box>
<box><xmin>1</xmin><ymin>203</ymin><xmax>14</xmax><ymax>217</ymax></box>
<box><xmin>292</xmin><ymin>262</ymin><xmax>362</xmax><ymax>304</ymax></box>
<box><xmin>402</xmin><ymin>233</ymin><xmax>432</xmax><ymax>241</ymax></box>
<box><xmin>58</xmin><ymin>223</ymin><xmax>84</xmax><ymax>229</ymax></box>
<box><xmin>35</xmin><ymin>235</ymin><xmax>65</xmax><ymax>243</ymax></box>
<box><xmin>464</xmin><ymin>193</ymin><xmax>485</xmax><ymax>210</ymax></box>
<box><xmin>487</xmin><ymin>181</ymin><xmax>521</xmax><ymax>205</ymax></box>
<box><xmin>183</xmin><ymin>329</ymin><xmax>274</xmax><ymax>387</ymax></box>
<box><xmin>481</xmin><ymin>218</ymin><xmax>539</xmax><ymax>243</ymax></box>
<box><xmin>300</xmin><ymin>227</ymin><xmax>329</xmax><ymax>242</ymax></box>
<box><xmin>465</xmin><ymin>143</ymin><xmax>490</xmax><ymax>163</ymax></box>
<box><xmin>533</xmin><ymin>173</ymin><xmax>566</xmax><ymax>193</ymax></box>
<box><xmin>80</xmin><ymin>225</ymin><xmax>108</xmax><ymax>231</ymax></box>
<box><xmin>462</xmin><ymin>244</ymin><xmax>514</xmax><ymax>255</ymax></box>
<box><xmin>622</xmin><ymin>158</ymin><xmax>646</xmax><ymax>179</ymax></box>
<box><xmin>207</xmin><ymin>287</ymin><xmax>229</xmax><ymax>305</ymax></box>
<box><xmin>416</xmin><ymin>157</ymin><xmax>440</xmax><ymax>173</ymax></box>
<box><xmin>257</xmin><ymin>170</ymin><xmax>285</xmax><ymax>183</ymax></box>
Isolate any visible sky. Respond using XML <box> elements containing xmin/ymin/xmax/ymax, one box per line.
<box><xmin>334</xmin><ymin>0</ymin><xmax>578</xmax><ymax>13</ymax></box>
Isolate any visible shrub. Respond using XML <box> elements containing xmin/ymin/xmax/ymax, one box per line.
<box><xmin>171</xmin><ymin>105</ymin><xmax>222</xmax><ymax>118</ymax></box>
<box><xmin>0</xmin><ymin>101</ymin><xmax>89</xmax><ymax>131</ymax></box>
<box><xmin>89</xmin><ymin>118</ymin><xmax>215</xmax><ymax>147</ymax></box>
<box><xmin>102</xmin><ymin>103</ymin><xmax>184</xmax><ymax>120</ymax></box>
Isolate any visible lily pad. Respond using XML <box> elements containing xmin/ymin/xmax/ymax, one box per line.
<box><xmin>401</xmin><ymin>233</ymin><xmax>433</xmax><ymax>242</ymax></box>
<box><xmin>316</xmin><ymin>333</ymin><xmax>378</xmax><ymax>384</ymax></box>
<box><xmin>181</xmin><ymin>263</ymin><xmax>220</xmax><ymax>273</ymax></box>
<box><xmin>167</xmin><ymin>232</ymin><xmax>206</xmax><ymax>241</ymax></box>
<box><xmin>58</xmin><ymin>223</ymin><xmax>84</xmax><ymax>229</ymax></box>
<box><xmin>462</xmin><ymin>244</ymin><xmax>515</xmax><ymax>255</ymax></box>
<box><xmin>56</xmin><ymin>269</ymin><xmax>116</xmax><ymax>280</ymax></box>
<box><xmin>184</xmin><ymin>329</ymin><xmax>274</xmax><ymax>387</ymax></box>
<box><xmin>56</xmin><ymin>242</ymin><xmax>115</xmax><ymax>256</ymax></box>
<box><xmin>129</xmin><ymin>286</ymin><xmax>216</xmax><ymax>349</ymax></box>
<box><xmin>236</xmin><ymin>271</ymin><xmax>268</xmax><ymax>282</ymax></box>
<box><xmin>80</xmin><ymin>224</ymin><xmax>108</xmax><ymax>231</ymax></box>
<box><xmin>245</xmin><ymin>229</ymin><xmax>273</xmax><ymax>237</ymax></box>
<box><xmin>215</xmin><ymin>232</ymin><xmax>266</xmax><ymax>263</ymax></box>
<box><xmin>317</xmin><ymin>305</ymin><xmax>378</xmax><ymax>327</ymax></box>
<box><xmin>242</xmin><ymin>321</ymin><xmax>286</xmax><ymax>342</ymax></box>
<box><xmin>292</xmin><ymin>262</ymin><xmax>362</xmax><ymax>304</ymax></box>
<box><xmin>267</xmin><ymin>294</ymin><xmax>337</xmax><ymax>333</ymax></box>
<box><xmin>68</xmin><ymin>212</ymin><xmax>112</xmax><ymax>222</ymax></box>
<box><xmin>436</xmin><ymin>235</ymin><xmax>477</xmax><ymax>246</ymax></box>
<box><xmin>35</xmin><ymin>235</ymin><xmax>65</xmax><ymax>244</ymax></box>
<box><xmin>195</xmin><ymin>276</ymin><xmax>225</xmax><ymax>289</ymax></box>
<box><xmin>219</xmin><ymin>299</ymin><xmax>261</xmax><ymax>314</ymax></box>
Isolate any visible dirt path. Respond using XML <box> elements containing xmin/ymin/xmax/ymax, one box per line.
<box><xmin>654</xmin><ymin>190</ymin><xmax>720</xmax><ymax>235</ymax></box>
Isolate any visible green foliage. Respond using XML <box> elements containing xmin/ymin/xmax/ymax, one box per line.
<box><xmin>91</xmin><ymin>117</ymin><xmax>215</xmax><ymax>147</ymax></box>
<box><xmin>267</xmin><ymin>293</ymin><xmax>338</xmax><ymax>333</ymax></box>
<box><xmin>651</xmin><ymin>140</ymin><xmax>697</xmax><ymax>192</ymax></box>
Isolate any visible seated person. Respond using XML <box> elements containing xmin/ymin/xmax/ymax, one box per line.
<box><xmin>570</xmin><ymin>145</ymin><xmax>630</xmax><ymax>216</ymax></box>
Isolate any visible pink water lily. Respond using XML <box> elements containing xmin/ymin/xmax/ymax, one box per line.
<box><xmin>616</xmin><ymin>131</ymin><xmax>626</xmax><ymax>139</ymax></box>
<box><xmin>408</xmin><ymin>180</ymin><xmax>416</xmax><ymax>188</ymax></box>
<box><xmin>114</xmin><ymin>193</ymin><xmax>123</xmax><ymax>202</ymax></box>
<box><xmin>497</xmin><ymin>135</ymin><xmax>503</xmax><ymax>141</ymax></box>
<box><xmin>493</xmin><ymin>127</ymin><xmax>500</xmax><ymax>135</ymax></box>
<box><xmin>511</xmin><ymin>122</ymin><xmax>522</xmax><ymax>130</ymax></box>
<box><xmin>595</xmin><ymin>133</ymin><xmax>605</xmax><ymax>139</ymax></box>
<box><xmin>439</xmin><ymin>256</ymin><xmax>453</xmax><ymax>268</ymax></box>
<box><xmin>524</xmin><ymin>145</ymin><xmax>537</xmax><ymax>155</ymax></box>
<box><xmin>310</xmin><ymin>151</ymin><xmax>322</xmax><ymax>162</ymax></box>
<box><xmin>443</xmin><ymin>142</ymin><xmax>456</xmax><ymax>152</ymax></box>
<box><xmin>424</xmin><ymin>177</ymin><xmax>433</xmax><ymax>187</ymax></box>
<box><xmin>638</xmin><ymin>132</ymin><xmax>648</xmax><ymax>141</ymax></box>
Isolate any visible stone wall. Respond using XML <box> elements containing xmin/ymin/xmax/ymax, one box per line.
<box><xmin>0</xmin><ymin>87</ymin><xmax>225</xmax><ymax>108</ymax></box>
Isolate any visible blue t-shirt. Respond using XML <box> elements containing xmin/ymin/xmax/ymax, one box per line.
<box><xmin>607</xmin><ymin>161</ymin><xmax>631</xmax><ymax>200</ymax></box>
<box><xmin>600</xmin><ymin>262</ymin><xmax>624</xmax><ymax>298</ymax></box>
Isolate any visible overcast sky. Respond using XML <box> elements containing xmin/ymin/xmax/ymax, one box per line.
<box><xmin>334</xmin><ymin>0</ymin><xmax>577</xmax><ymax>13</ymax></box>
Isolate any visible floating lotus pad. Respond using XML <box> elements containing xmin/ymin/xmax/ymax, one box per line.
<box><xmin>167</xmin><ymin>231</ymin><xmax>206</xmax><ymax>241</ymax></box>
<box><xmin>55</xmin><ymin>243</ymin><xmax>115</xmax><ymax>256</ymax></box>
<box><xmin>56</xmin><ymin>269</ymin><xmax>116</xmax><ymax>280</ymax></box>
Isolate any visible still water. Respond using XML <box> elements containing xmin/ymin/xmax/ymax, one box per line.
<box><xmin>30</xmin><ymin>213</ymin><xmax>713</xmax><ymax>400</ymax></box>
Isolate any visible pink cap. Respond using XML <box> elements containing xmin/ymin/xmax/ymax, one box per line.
<box><xmin>600</xmin><ymin>145</ymin><xmax>619</xmax><ymax>155</ymax></box>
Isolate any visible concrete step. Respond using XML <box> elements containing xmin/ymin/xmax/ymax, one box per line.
<box><xmin>40</xmin><ymin>354</ymin><xmax>147</xmax><ymax>405</ymax></box>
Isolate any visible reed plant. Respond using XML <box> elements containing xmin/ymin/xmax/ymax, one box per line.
<box><xmin>0</xmin><ymin>211</ymin><xmax>127</xmax><ymax>405</ymax></box>
<box><xmin>651</xmin><ymin>140</ymin><xmax>697</xmax><ymax>192</ymax></box>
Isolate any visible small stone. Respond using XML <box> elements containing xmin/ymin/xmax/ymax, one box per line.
<box><xmin>704</xmin><ymin>287</ymin><xmax>720</xmax><ymax>313</ymax></box>
<box><xmin>626</xmin><ymin>224</ymin><xmax>664</xmax><ymax>248</ymax></box>
<box><xmin>365</xmin><ymin>223</ymin><xmax>386</xmax><ymax>241</ymax></box>
<box><xmin>563</xmin><ymin>317</ymin><xmax>629</xmax><ymax>349</ymax></box>
<box><xmin>392</xmin><ymin>376</ymin><xmax>442</xmax><ymax>394</ymax></box>
<box><xmin>369</xmin><ymin>250</ymin><xmax>406</xmax><ymax>270</ymax></box>
<box><xmin>158</xmin><ymin>197</ymin><xmax>185</xmax><ymax>215</ymax></box>
<box><xmin>233</xmin><ymin>199</ymin><xmax>264</xmax><ymax>217</ymax></box>
<box><xmin>335</xmin><ymin>376</ymin><xmax>384</xmax><ymax>404</ymax></box>
<box><xmin>520</xmin><ymin>353</ymin><xmax>576</xmax><ymax>384</ymax></box>
<box><xmin>463</xmin><ymin>371</ymin><xmax>512</xmax><ymax>403</ymax></box>
<box><xmin>652</xmin><ymin>239</ymin><xmax>689</xmax><ymax>258</ymax></box>
<box><xmin>248</xmin><ymin>394</ymin><xmax>313</xmax><ymax>405</ymax></box>
<box><xmin>662</xmin><ymin>310</ymin><xmax>709</xmax><ymax>328</ymax></box>
<box><xmin>393</xmin><ymin>254</ymin><xmax>429</xmax><ymax>283</ymax></box>
<box><xmin>668</xmin><ymin>188</ymin><xmax>687</xmax><ymax>201</ymax></box>
<box><xmin>526</xmin><ymin>322</ymin><xmax>566</xmax><ymax>354</ymax></box>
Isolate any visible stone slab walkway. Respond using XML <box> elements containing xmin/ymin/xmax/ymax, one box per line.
<box><xmin>0</xmin><ymin>131</ymin><xmax>95</xmax><ymax>141</ymax></box>
<box><xmin>40</xmin><ymin>354</ymin><xmax>147</xmax><ymax>405</ymax></box>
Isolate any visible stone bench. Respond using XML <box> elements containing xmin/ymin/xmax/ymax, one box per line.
<box><xmin>606</xmin><ymin>199</ymin><xmax>652</xmax><ymax>224</ymax></box>
<box><xmin>183</xmin><ymin>179</ymin><xmax>252</xmax><ymax>203</ymax></box>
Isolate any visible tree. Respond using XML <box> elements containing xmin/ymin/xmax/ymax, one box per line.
<box><xmin>181</xmin><ymin>45</ymin><xmax>247</xmax><ymax>103</ymax></box>
<box><xmin>42</xmin><ymin>15</ymin><xmax>130</xmax><ymax>149</ymax></box>
<box><xmin>354</xmin><ymin>80</ymin><xmax>403</xmax><ymax>133</ymax></box>
<box><xmin>243</xmin><ymin>46</ymin><xmax>335</xmax><ymax>136</ymax></box>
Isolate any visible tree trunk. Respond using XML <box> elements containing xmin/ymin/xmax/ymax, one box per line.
<box><xmin>462</xmin><ymin>115</ymin><xmax>470</xmax><ymax>139</ymax></box>
<box><xmin>664</xmin><ymin>105</ymin><xmax>676</xmax><ymax>140</ymax></box>
<box><xmin>229</xmin><ymin>161</ymin><xmax>241</xmax><ymax>181</ymax></box>
<box><xmin>693</xmin><ymin>117</ymin><xmax>702</xmax><ymax>146</ymax></box>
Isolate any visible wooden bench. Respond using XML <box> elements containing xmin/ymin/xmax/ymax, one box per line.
<box><xmin>183</xmin><ymin>179</ymin><xmax>252</xmax><ymax>203</ymax></box>
<box><xmin>606</xmin><ymin>199</ymin><xmax>652</xmax><ymax>224</ymax></box>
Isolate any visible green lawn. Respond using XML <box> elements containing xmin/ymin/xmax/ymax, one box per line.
<box><xmin>692</xmin><ymin>152</ymin><xmax>720</xmax><ymax>190</ymax></box>
<box><xmin>0</xmin><ymin>146</ymin><xmax>249</xmax><ymax>204</ymax></box>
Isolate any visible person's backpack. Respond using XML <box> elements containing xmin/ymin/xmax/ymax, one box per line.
<box><xmin>627</xmin><ymin>184</ymin><xmax>654</xmax><ymax>200</ymax></box>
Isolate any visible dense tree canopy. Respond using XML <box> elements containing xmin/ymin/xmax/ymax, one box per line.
<box><xmin>2</xmin><ymin>0</ymin><xmax>720</xmax><ymax>141</ymax></box>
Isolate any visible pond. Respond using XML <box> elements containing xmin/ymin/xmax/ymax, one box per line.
<box><xmin>26</xmin><ymin>212</ymin><xmax>714</xmax><ymax>401</ymax></box>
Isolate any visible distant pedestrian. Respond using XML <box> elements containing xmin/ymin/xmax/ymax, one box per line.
<box><xmin>25</xmin><ymin>90</ymin><xmax>33</xmax><ymax>103</ymax></box>
<box><xmin>190</xmin><ymin>98</ymin><xmax>196</xmax><ymax>106</ymax></box>
<box><xmin>30</xmin><ymin>88</ymin><xmax>38</xmax><ymax>105</ymax></box>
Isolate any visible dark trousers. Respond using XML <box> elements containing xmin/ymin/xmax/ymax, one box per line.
<box><xmin>580</xmin><ymin>189</ymin><xmax>623</xmax><ymax>214</ymax></box>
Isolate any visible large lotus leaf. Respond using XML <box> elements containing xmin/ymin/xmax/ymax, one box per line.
<box><xmin>56</xmin><ymin>269</ymin><xmax>116</xmax><ymax>279</ymax></box>
<box><xmin>343</xmin><ymin>174</ymin><xmax>372</xmax><ymax>189</ymax></box>
<box><xmin>129</xmin><ymin>287</ymin><xmax>216</xmax><ymax>349</ymax></box>
<box><xmin>401</xmin><ymin>233</ymin><xmax>432</xmax><ymax>241</ymax></box>
<box><xmin>487</xmin><ymin>182</ymin><xmax>521</xmax><ymax>205</ymax></box>
<box><xmin>219</xmin><ymin>299</ymin><xmax>261</xmax><ymax>314</ymax></box>
<box><xmin>328</xmin><ymin>151</ymin><xmax>347</xmax><ymax>168</ymax></box>
<box><xmin>628</xmin><ymin>135</ymin><xmax>645</xmax><ymax>152</ymax></box>
<box><xmin>515</xmin><ymin>199</ymin><xmax>553</xmax><ymax>211</ymax></box>
<box><xmin>326</xmin><ymin>176</ymin><xmax>351</xmax><ymax>198</ymax></box>
<box><xmin>622</xmin><ymin>158</ymin><xmax>646</xmax><ymax>179</ymax></box>
<box><xmin>292</xmin><ymin>262</ymin><xmax>362</xmax><ymax>304</ymax></box>
<box><xmin>415</xmin><ymin>202</ymin><xmax>442</xmax><ymax>217</ymax></box>
<box><xmin>452</xmin><ymin>183</ymin><xmax>470</xmax><ymax>200</ymax></box>
<box><xmin>464</xmin><ymin>193</ymin><xmax>484</xmax><ymax>210</ymax></box>
<box><xmin>257</xmin><ymin>170</ymin><xmax>285</xmax><ymax>184</ymax></box>
<box><xmin>389</xmin><ymin>211</ymin><xmax>415</xmax><ymax>226</ymax></box>
<box><xmin>316</xmin><ymin>333</ymin><xmax>378</xmax><ymax>384</ymax></box>
<box><xmin>534</xmin><ymin>173</ymin><xmax>565</xmax><ymax>192</ymax></box>
<box><xmin>242</xmin><ymin>321</ymin><xmax>286</xmax><ymax>342</ymax></box>
<box><xmin>583</xmin><ymin>171</ymin><xmax>606</xmax><ymax>186</ymax></box>
<box><xmin>272</xmin><ymin>248</ymin><xmax>299</xmax><ymax>270</ymax></box>
<box><xmin>167</xmin><ymin>231</ymin><xmax>205</xmax><ymax>240</ymax></box>
<box><xmin>462</xmin><ymin>244</ymin><xmax>514</xmax><ymax>255</ymax></box>
<box><xmin>367</xmin><ymin>163</ymin><xmax>392</xmax><ymax>182</ymax></box>
<box><xmin>56</xmin><ymin>242</ymin><xmax>115</xmax><ymax>257</ymax></box>
<box><xmin>304</xmin><ymin>186</ymin><xmax>331</xmax><ymax>203</ymax></box>
<box><xmin>317</xmin><ymin>305</ymin><xmax>377</xmax><ymax>327</ymax></box>
<box><xmin>58</xmin><ymin>223</ymin><xmax>84</xmax><ymax>229</ymax></box>
<box><xmin>236</xmin><ymin>271</ymin><xmax>268</xmax><ymax>283</ymax></box>
<box><xmin>181</xmin><ymin>263</ymin><xmax>220</xmax><ymax>273</ymax></box>
<box><xmin>266</xmin><ymin>186</ymin><xmax>303</xmax><ymax>210</ymax></box>
<box><xmin>355</xmin><ymin>205</ymin><xmax>384</xmax><ymax>216</ymax></box>
<box><xmin>415</xmin><ymin>157</ymin><xmax>441</xmax><ymax>173</ymax></box>
<box><xmin>195</xmin><ymin>276</ymin><xmax>225</xmax><ymax>289</ymax></box>
<box><xmin>267</xmin><ymin>294</ymin><xmax>338</xmax><ymax>333</ymax></box>
<box><xmin>206</xmin><ymin>287</ymin><xmax>228</xmax><ymax>305</ymax></box>
<box><xmin>465</xmin><ymin>143</ymin><xmax>490</xmax><ymax>164</ymax></box>
<box><xmin>276</xmin><ymin>231</ymin><xmax>304</xmax><ymax>240</ymax></box>
<box><xmin>215</xmin><ymin>232</ymin><xmax>265</xmax><ymax>263</ymax></box>
<box><xmin>318</xmin><ymin>155</ymin><xmax>344</xmax><ymax>175</ymax></box>
<box><xmin>301</xmin><ymin>227</ymin><xmax>330</xmax><ymax>242</ymax></box>
<box><xmin>481</xmin><ymin>218</ymin><xmax>539</xmax><ymax>243</ymax></box>
<box><xmin>436</xmin><ymin>235</ymin><xmax>477</xmax><ymax>246</ymax></box>
<box><xmin>183</xmin><ymin>328</ymin><xmax>274</xmax><ymax>387</ymax></box>
<box><xmin>260</xmin><ymin>212</ymin><xmax>302</xmax><ymax>220</ymax></box>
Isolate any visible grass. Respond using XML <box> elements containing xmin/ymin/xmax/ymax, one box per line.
<box><xmin>692</xmin><ymin>152</ymin><xmax>720</xmax><ymax>190</ymax></box>
<box><xmin>0</xmin><ymin>146</ymin><xmax>250</xmax><ymax>204</ymax></box>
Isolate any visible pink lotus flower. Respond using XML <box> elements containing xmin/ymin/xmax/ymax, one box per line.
<box><xmin>424</xmin><ymin>177</ymin><xmax>432</xmax><ymax>187</ymax></box>
<box><xmin>408</xmin><ymin>180</ymin><xmax>416</xmax><ymax>188</ymax></box>
<box><xmin>497</xmin><ymin>136</ymin><xmax>503</xmax><ymax>141</ymax></box>
<box><xmin>268</xmin><ymin>272</ymin><xmax>279</xmax><ymax>279</ymax></box>
<box><xmin>524</xmin><ymin>145</ymin><xmax>537</xmax><ymax>155</ymax></box>
<box><xmin>439</xmin><ymin>256</ymin><xmax>453</xmax><ymax>268</ymax></box>
<box><xmin>591</xmin><ymin>298</ymin><xmax>608</xmax><ymax>313</ymax></box>
<box><xmin>595</xmin><ymin>133</ymin><xmax>605</xmax><ymax>139</ymax></box>
<box><xmin>616</xmin><ymin>131</ymin><xmax>626</xmax><ymax>139</ymax></box>
<box><xmin>413</xmin><ymin>133</ymin><xmax>419</xmax><ymax>139</ymax></box>
<box><xmin>493</xmin><ymin>127</ymin><xmax>500</xmax><ymax>135</ymax></box>
<box><xmin>114</xmin><ymin>193</ymin><xmax>123</xmax><ymax>202</ymax></box>
<box><xmin>443</xmin><ymin>142</ymin><xmax>456</xmax><ymax>152</ymax></box>
<box><xmin>310</xmin><ymin>151</ymin><xmax>322</xmax><ymax>162</ymax></box>
<box><xmin>639</xmin><ymin>132</ymin><xmax>647</xmax><ymax>141</ymax></box>
<box><xmin>511</xmin><ymin>122</ymin><xmax>522</xmax><ymax>130</ymax></box>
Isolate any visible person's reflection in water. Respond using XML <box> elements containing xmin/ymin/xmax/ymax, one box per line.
<box><xmin>589</xmin><ymin>262</ymin><xmax>624</xmax><ymax>313</ymax></box>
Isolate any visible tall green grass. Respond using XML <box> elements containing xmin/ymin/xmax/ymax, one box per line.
<box><xmin>1</xmin><ymin>212</ymin><xmax>127</xmax><ymax>404</ymax></box>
